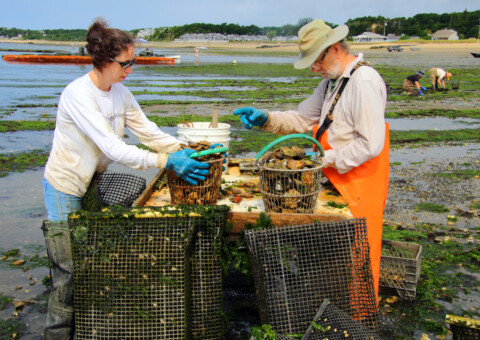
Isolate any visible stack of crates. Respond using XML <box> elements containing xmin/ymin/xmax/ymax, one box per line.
<box><xmin>379</xmin><ymin>239</ymin><xmax>422</xmax><ymax>300</ymax></box>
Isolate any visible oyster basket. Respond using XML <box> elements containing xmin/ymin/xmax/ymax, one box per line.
<box><xmin>379</xmin><ymin>239</ymin><xmax>422</xmax><ymax>300</ymax></box>
<box><xmin>245</xmin><ymin>218</ymin><xmax>379</xmax><ymax>335</ymax></box>
<box><xmin>446</xmin><ymin>314</ymin><xmax>480</xmax><ymax>340</ymax></box>
<box><xmin>255</xmin><ymin>134</ymin><xmax>325</xmax><ymax>214</ymax></box>
<box><xmin>166</xmin><ymin>156</ymin><xmax>224</xmax><ymax>205</ymax></box>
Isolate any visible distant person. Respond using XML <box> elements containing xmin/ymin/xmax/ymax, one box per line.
<box><xmin>428</xmin><ymin>67</ymin><xmax>451</xmax><ymax>90</ymax></box>
<box><xmin>402</xmin><ymin>71</ymin><xmax>426</xmax><ymax>96</ymax></box>
<box><xmin>194</xmin><ymin>46</ymin><xmax>199</xmax><ymax>65</ymax></box>
<box><xmin>42</xmin><ymin>18</ymin><xmax>211</xmax><ymax>339</ymax></box>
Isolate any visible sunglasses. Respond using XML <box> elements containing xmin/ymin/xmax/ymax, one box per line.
<box><xmin>109</xmin><ymin>57</ymin><xmax>136</xmax><ymax>69</ymax></box>
<box><xmin>311</xmin><ymin>46</ymin><xmax>331</xmax><ymax>68</ymax></box>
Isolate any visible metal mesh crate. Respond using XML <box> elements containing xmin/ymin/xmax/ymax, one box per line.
<box><xmin>379</xmin><ymin>239</ymin><xmax>422</xmax><ymax>300</ymax></box>
<box><xmin>190</xmin><ymin>207</ymin><xmax>228</xmax><ymax>339</ymax></box>
<box><xmin>167</xmin><ymin>157</ymin><xmax>224</xmax><ymax>205</ymax></box>
<box><xmin>446</xmin><ymin>314</ymin><xmax>480</xmax><ymax>340</ymax></box>
<box><xmin>245</xmin><ymin>218</ymin><xmax>379</xmax><ymax>335</ymax></box>
<box><xmin>69</xmin><ymin>208</ymin><xmax>195</xmax><ymax>339</ymax></box>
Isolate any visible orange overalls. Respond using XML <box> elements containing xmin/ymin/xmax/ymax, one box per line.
<box><xmin>314</xmin><ymin>124</ymin><xmax>390</xmax><ymax>297</ymax></box>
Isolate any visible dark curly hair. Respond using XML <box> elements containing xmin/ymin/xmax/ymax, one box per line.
<box><xmin>86</xmin><ymin>18</ymin><xmax>134</xmax><ymax>70</ymax></box>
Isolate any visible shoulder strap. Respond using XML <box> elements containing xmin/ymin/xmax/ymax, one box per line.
<box><xmin>316</xmin><ymin>61</ymin><xmax>369</xmax><ymax>141</ymax></box>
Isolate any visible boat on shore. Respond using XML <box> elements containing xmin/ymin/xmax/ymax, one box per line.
<box><xmin>471</xmin><ymin>52</ymin><xmax>480</xmax><ymax>58</ymax></box>
<box><xmin>1</xmin><ymin>54</ymin><xmax>176</xmax><ymax>65</ymax></box>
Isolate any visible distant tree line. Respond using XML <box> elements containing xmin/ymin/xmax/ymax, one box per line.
<box><xmin>1</xmin><ymin>10</ymin><xmax>478</xmax><ymax>42</ymax></box>
<box><xmin>347</xmin><ymin>10</ymin><xmax>480</xmax><ymax>39</ymax></box>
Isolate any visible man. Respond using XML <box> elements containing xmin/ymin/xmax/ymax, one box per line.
<box><xmin>429</xmin><ymin>67</ymin><xmax>451</xmax><ymax>90</ymax></box>
<box><xmin>403</xmin><ymin>71</ymin><xmax>426</xmax><ymax>95</ymax></box>
<box><xmin>234</xmin><ymin>19</ymin><xmax>389</xmax><ymax>297</ymax></box>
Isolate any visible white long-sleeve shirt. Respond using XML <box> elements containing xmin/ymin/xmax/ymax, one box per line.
<box><xmin>45</xmin><ymin>73</ymin><xmax>180</xmax><ymax>197</ymax></box>
<box><xmin>263</xmin><ymin>53</ymin><xmax>387</xmax><ymax>174</ymax></box>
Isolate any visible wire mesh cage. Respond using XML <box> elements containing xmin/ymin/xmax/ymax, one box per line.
<box><xmin>167</xmin><ymin>156</ymin><xmax>224</xmax><ymax>205</ymax></box>
<box><xmin>245</xmin><ymin>218</ymin><xmax>379</xmax><ymax>335</ymax></box>
<box><xmin>82</xmin><ymin>172</ymin><xmax>146</xmax><ymax>211</ymax></box>
<box><xmin>255</xmin><ymin>134</ymin><xmax>325</xmax><ymax>214</ymax></box>
<box><xmin>446</xmin><ymin>314</ymin><xmax>480</xmax><ymax>340</ymax></box>
<box><xmin>379</xmin><ymin>239</ymin><xmax>422</xmax><ymax>300</ymax></box>
<box><xmin>304</xmin><ymin>299</ymin><xmax>381</xmax><ymax>339</ymax></box>
<box><xmin>257</xmin><ymin>162</ymin><xmax>324</xmax><ymax>214</ymax></box>
<box><xmin>69</xmin><ymin>208</ymin><xmax>195</xmax><ymax>339</ymax></box>
<box><xmin>190</xmin><ymin>207</ymin><xmax>228</xmax><ymax>339</ymax></box>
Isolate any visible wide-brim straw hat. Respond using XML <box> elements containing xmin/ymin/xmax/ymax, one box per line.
<box><xmin>446</xmin><ymin>71</ymin><xmax>452</xmax><ymax>80</ymax></box>
<box><xmin>294</xmin><ymin>19</ymin><xmax>349</xmax><ymax>69</ymax></box>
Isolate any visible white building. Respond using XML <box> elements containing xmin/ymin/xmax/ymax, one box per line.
<box><xmin>431</xmin><ymin>29</ymin><xmax>459</xmax><ymax>40</ymax></box>
<box><xmin>353</xmin><ymin>32</ymin><xmax>387</xmax><ymax>43</ymax></box>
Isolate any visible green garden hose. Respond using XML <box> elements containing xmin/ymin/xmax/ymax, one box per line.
<box><xmin>255</xmin><ymin>134</ymin><xmax>325</xmax><ymax>161</ymax></box>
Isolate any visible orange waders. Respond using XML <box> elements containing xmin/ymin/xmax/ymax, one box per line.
<box><xmin>314</xmin><ymin>124</ymin><xmax>390</xmax><ymax>297</ymax></box>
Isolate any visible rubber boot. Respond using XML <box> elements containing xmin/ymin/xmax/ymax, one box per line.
<box><xmin>42</xmin><ymin>221</ymin><xmax>75</xmax><ymax>340</ymax></box>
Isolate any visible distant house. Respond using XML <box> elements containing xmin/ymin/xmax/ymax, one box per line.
<box><xmin>431</xmin><ymin>29</ymin><xmax>459</xmax><ymax>40</ymax></box>
<box><xmin>385</xmin><ymin>33</ymin><xmax>402</xmax><ymax>41</ymax></box>
<box><xmin>353</xmin><ymin>32</ymin><xmax>387</xmax><ymax>43</ymax></box>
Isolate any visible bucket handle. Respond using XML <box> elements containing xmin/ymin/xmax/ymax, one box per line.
<box><xmin>254</xmin><ymin>134</ymin><xmax>325</xmax><ymax>162</ymax></box>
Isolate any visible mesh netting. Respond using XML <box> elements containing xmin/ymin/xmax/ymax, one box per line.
<box><xmin>304</xmin><ymin>299</ymin><xmax>381</xmax><ymax>339</ymax></box>
<box><xmin>167</xmin><ymin>157</ymin><xmax>224</xmax><ymax>205</ymax></box>
<box><xmin>69</xmin><ymin>211</ymin><xmax>194</xmax><ymax>339</ymax></box>
<box><xmin>245</xmin><ymin>218</ymin><xmax>379</xmax><ymax>335</ymax></box>
<box><xmin>82</xmin><ymin>172</ymin><xmax>146</xmax><ymax>211</ymax></box>
<box><xmin>190</xmin><ymin>212</ymin><xmax>227</xmax><ymax>339</ymax></box>
<box><xmin>379</xmin><ymin>240</ymin><xmax>422</xmax><ymax>300</ymax></box>
<box><xmin>257</xmin><ymin>161</ymin><xmax>323</xmax><ymax>213</ymax></box>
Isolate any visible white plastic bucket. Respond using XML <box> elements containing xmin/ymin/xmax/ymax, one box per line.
<box><xmin>177</xmin><ymin>122</ymin><xmax>231</xmax><ymax>149</ymax></box>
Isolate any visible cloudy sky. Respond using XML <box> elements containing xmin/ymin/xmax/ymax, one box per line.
<box><xmin>3</xmin><ymin>0</ymin><xmax>479</xmax><ymax>30</ymax></box>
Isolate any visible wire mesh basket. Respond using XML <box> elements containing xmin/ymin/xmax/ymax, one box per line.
<box><xmin>69</xmin><ymin>208</ymin><xmax>195</xmax><ymax>339</ymax></box>
<box><xmin>304</xmin><ymin>299</ymin><xmax>381</xmax><ymax>339</ymax></box>
<box><xmin>190</xmin><ymin>209</ymin><xmax>228</xmax><ymax>339</ymax></box>
<box><xmin>245</xmin><ymin>218</ymin><xmax>379</xmax><ymax>336</ymax></box>
<box><xmin>446</xmin><ymin>314</ymin><xmax>480</xmax><ymax>340</ymax></box>
<box><xmin>82</xmin><ymin>172</ymin><xmax>146</xmax><ymax>211</ymax></box>
<box><xmin>167</xmin><ymin>156</ymin><xmax>224</xmax><ymax>205</ymax></box>
<box><xmin>255</xmin><ymin>134</ymin><xmax>325</xmax><ymax>214</ymax></box>
<box><xmin>379</xmin><ymin>239</ymin><xmax>422</xmax><ymax>300</ymax></box>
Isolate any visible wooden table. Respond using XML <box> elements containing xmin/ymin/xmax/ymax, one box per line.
<box><xmin>134</xmin><ymin>158</ymin><xmax>352</xmax><ymax>239</ymax></box>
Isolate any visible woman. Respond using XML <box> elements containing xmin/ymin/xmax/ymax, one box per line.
<box><xmin>42</xmin><ymin>18</ymin><xmax>210</xmax><ymax>339</ymax></box>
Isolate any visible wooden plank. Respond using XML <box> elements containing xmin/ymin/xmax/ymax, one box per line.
<box><xmin>133</xmin><ymin>169</ymin><xmax>166</xmax><ymax>207</ymax></box>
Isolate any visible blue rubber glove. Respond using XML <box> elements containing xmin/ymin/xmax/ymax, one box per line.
<box><xmin>210</xmin><ymin>143</ymin><xmax>227</xmax><ymax>170</ymax></box>
<box><xmin>420</xmin><ymin>86</ymin><xmax>427</xmax><ymax>91</ymax></box>
<box><xmin>233</xmin><ymin>107</ymin><xmax>268</xmax><ymax>129</ymax></box>
<box><xmin>418</xmin><ymin>89</ymin><xmax>424</xmax><ymax>96</ymax></box>
<box><xmin>166</xmin><ymin>149</ymin><xmax>210</xmax><ymax>185</ymax></box>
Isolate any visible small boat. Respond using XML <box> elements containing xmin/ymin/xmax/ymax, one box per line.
<box><xmin>2</xmin><ymin>54</ymin><xmax>176</xmax><ymax>65</ymax></box>
<box><xmin>471</xmin><ymin>52</ymin><xmax>480</xmax><ymax>58</ymax></box>
<box><xmin>410</xmin><ymin>47</ymin><xmax>421</xmax><ymax>51</ymax></box>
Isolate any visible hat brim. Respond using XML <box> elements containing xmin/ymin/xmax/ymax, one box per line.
<box><xmin>294</xmin><ymin>25</ymin><xmax>349</xmax><ymax>70</ymax></box>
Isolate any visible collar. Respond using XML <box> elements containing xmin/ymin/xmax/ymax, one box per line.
<box><xmin>337</xmin><ymin>53</ymin><xmax>364</xmax><ymax>82</ymax></box>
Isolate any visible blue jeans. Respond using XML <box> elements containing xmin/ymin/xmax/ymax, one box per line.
<box><xmin>42</xmin><ymin>178</ymin><xmax>82</xmax><ymax>221</ymax></box>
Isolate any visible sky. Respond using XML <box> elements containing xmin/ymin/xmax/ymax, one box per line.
<box><xmin>2</xmin><ymin>0</ymin><xmax>479</xmax><ymax>30</ymax></box>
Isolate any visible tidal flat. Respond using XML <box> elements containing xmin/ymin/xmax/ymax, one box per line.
<box><xmin>0</xmin><ymin>44</ymin><xmax>479</xmax><ymax>339</ymax></box>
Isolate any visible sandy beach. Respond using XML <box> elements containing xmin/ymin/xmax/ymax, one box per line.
<box><xmin>2</xmin><ymin>37</ymin><xmax>480</xmax><ymax>53</ymax></box>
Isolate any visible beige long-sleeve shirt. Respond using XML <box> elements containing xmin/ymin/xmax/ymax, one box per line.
<box><xmin>263</xmin><ymin>53</ymin><xmax>387</xmax><ymax>174</ymax></box>
<box><xmin>45</xmin><ymin>73</ymin><xmax>180</xmax><ymax>197</ymax></box>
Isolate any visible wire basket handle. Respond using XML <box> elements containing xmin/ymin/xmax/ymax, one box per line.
<box><xmin>254</xmin><ymin>134</ymin><xmax>325</xmax><ymax>162</ymax></box>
